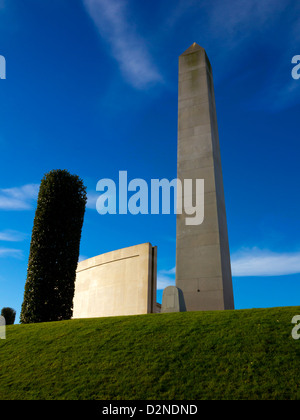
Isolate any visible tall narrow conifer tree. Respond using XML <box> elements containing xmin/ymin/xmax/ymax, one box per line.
<box><xmin>20</xmin><ymin>170</ymin><xmax>87</xmax><ymax>323</ymax></box>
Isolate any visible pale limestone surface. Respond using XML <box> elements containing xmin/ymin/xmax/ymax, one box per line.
<box><xmin>161</xmin><ymin>286</ymin><xmax>186</xmax><ymax>313</ymax></box>
<box><xmin>176</xmin><ymin>43</ymin><xmax>234</xmax><ymax>311</ymax></box>
<box><xmin>73</xmin><ymin>243</ymin><xmax>159</xmax><ymax>318</ymax></box>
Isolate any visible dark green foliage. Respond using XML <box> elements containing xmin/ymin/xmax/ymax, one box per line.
<box><xmin>1</xmin><ymin>307</ymin><xmax>16</xmax><ymax>325</ymax></box>
<box><xmin>20</xmin><ymin>170</ymin><xmax>87</xmax><ymax>324</ymax></box>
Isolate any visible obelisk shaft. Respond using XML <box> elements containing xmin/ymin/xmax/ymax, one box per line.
<box><xmin>176</xmin><ymin>43</ymin><xmax>234</xmax><ymax>311</ymax></box>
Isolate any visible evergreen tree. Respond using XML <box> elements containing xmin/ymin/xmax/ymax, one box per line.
<box><xmin>20</xmin><ymin>170</ymin><xmax>87</xmax><ymax>323</ymax></box>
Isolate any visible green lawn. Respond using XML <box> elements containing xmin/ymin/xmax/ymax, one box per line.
<box><xmin>0</xmin><ymin>306</ymin><xmax>300</xmax><ymax>400</ymax></box>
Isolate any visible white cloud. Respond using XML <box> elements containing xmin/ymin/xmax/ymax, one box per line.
<box><xmin>157</xmin><ymin>267</ymin><xmax>175</xmax><ymax>290</ymax></box>
<box><xmin>159</xmin><ymin>267</ymin><xmax>176</xmax><ymax>275</ymax></box>
<box><xmin>86</xmin><ymin>189</ymin><xmax>116</xmax><ymax>213</ymax></box>
<box><xmin>78</xmin><ymin>255</ymin><xmax>89</xmax><ymax>263</ymax></box>
<box><xmin>203</xmin><ymin>0</ymin><xmax>300</xmax><ymax>112</ymax></box>
<box><xmin>209</xmin><ymin>0</ymin><xmax>288</xmax><ymax>40</ymax></box>
<box><xmin>231</xmin><ymin>248</ymin><xmax>300</xmax><ymax>277</ymax></box>
<box><xmin>0</xmin><ymin>184</ymin><xmax>39</xmax><ymax>210</ymax></box>
<box><xmin>0</xmin><ymin>230</ymin><xmax>27</xmax><ymax>242</ymax></box>
<box><xmin>0</xmin><ymin>248</ymin><xmax>23</xmax><ymax>259</ymax></box>
<box><xmin>254</xmin><ymin>69</ymin><xmax>300</xmax><ymax>112</ymax></box>
<box><xmin>86</xmin><ymin>191</ymin><xmax>99</xmax><ymax>210</ymax></box>
<box><xmin>83</xmin><ymin>0</ymin><xmax>162</xmax><ymax>89</ymax></box>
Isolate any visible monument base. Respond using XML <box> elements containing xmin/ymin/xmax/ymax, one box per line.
<box><xmin>161</xmin><ymin>286</ymin><xmax>186</xmax><ymax>313</ymax></box>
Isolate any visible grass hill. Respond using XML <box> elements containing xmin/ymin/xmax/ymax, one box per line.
<box><xmin>0</xmin><ymin>306</ymin><xmax>300</xmax><ymax>400</ymax></box>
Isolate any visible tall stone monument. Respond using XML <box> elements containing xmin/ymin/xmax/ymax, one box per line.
<box><xmin>176</xmin><ymin>43</ymin><xmax>234</xmax><ymax>311</ymax></box>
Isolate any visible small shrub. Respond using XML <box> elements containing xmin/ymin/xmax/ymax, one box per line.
<box><xmin>1</xmin><ymin>307</ymin><xmax>16</xmax><ymax>325</ymax></box>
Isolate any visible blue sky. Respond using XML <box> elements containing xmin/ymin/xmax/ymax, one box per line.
<box><xmin>0</xmin><ymin>0</ymin><xmax>300</xmax><ymax>321</ymax></box>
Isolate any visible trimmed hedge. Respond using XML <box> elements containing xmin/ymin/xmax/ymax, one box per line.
<box><xmin>20</xmin><ymin>170</ymin><xmax>87</xmax><ymax>323</ymax></box>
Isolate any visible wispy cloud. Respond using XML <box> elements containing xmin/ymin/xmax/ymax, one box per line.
<box><xmin>78</xmin><ymin>255</ymin><xmax>89</xmax><ymax>263</ymax></box>
<box><xmin>0</xmin><ymin>184</ymin><xmax>39</xmax><ymax>210</ymax></box>
<box><xmin>208</xmin><ymin>0</ymin><xmax>288</xmax><ymax>41</ymax></box>
<box><xmin>0</xmin><ymin>230</ymin><xmax>27</xmax><ymax>242</ymax></box>
<box><xmin>157</xmin><ymin>267</ymin><xmax>175</xmax><ymax>290</ymax></box>
<box><xmin>157</xmin><ymin>247</ymin><xmax>300</xmax><ymax>282</ymax></box>
<box><xmin>245</xmin><ymin>63</ymin><xmax>300</xmax><ymax>112</ymax></box>
<box><xmin>86</xmin><ymin>190</ymin><xmax>116</xmax><ymax>213</ymax></box>
<box><xmin>159</xmin><ymin>267</ymin><xmax>176</xmax><ymax>275</ymax></box>
<box><xmin>86</xmin><ymin>191</ymin><xmax>99</xmax><ymax>210</ymax></box>
<box><xmin>0</xmin><ymin>248</ymin><xmax>23</xmax><ymax>259</ymax></box>
<box><xmin>0</xmin><ymin>185</ymin><xmax>104</xmax><ymax>212</ymax></box>
<box><xmin>83</xmin><ymin>0</ymin><xmax>162</xmax><ymax>89</ymax></box>
<box><xmin>204</xmin><ymin>0</ymin><xmax>299</xmax><ymax>111</ymax></box>
<box><xmin>231</xmin><ymin>248</ymin><xmax>300</xmax><ymax>277</ymax></box>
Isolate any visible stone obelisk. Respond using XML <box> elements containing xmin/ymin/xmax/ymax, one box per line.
<box><xmin>176</xmin><ymin>43</ymin><xmax>234</xmax><ymax>311</ymax></box>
